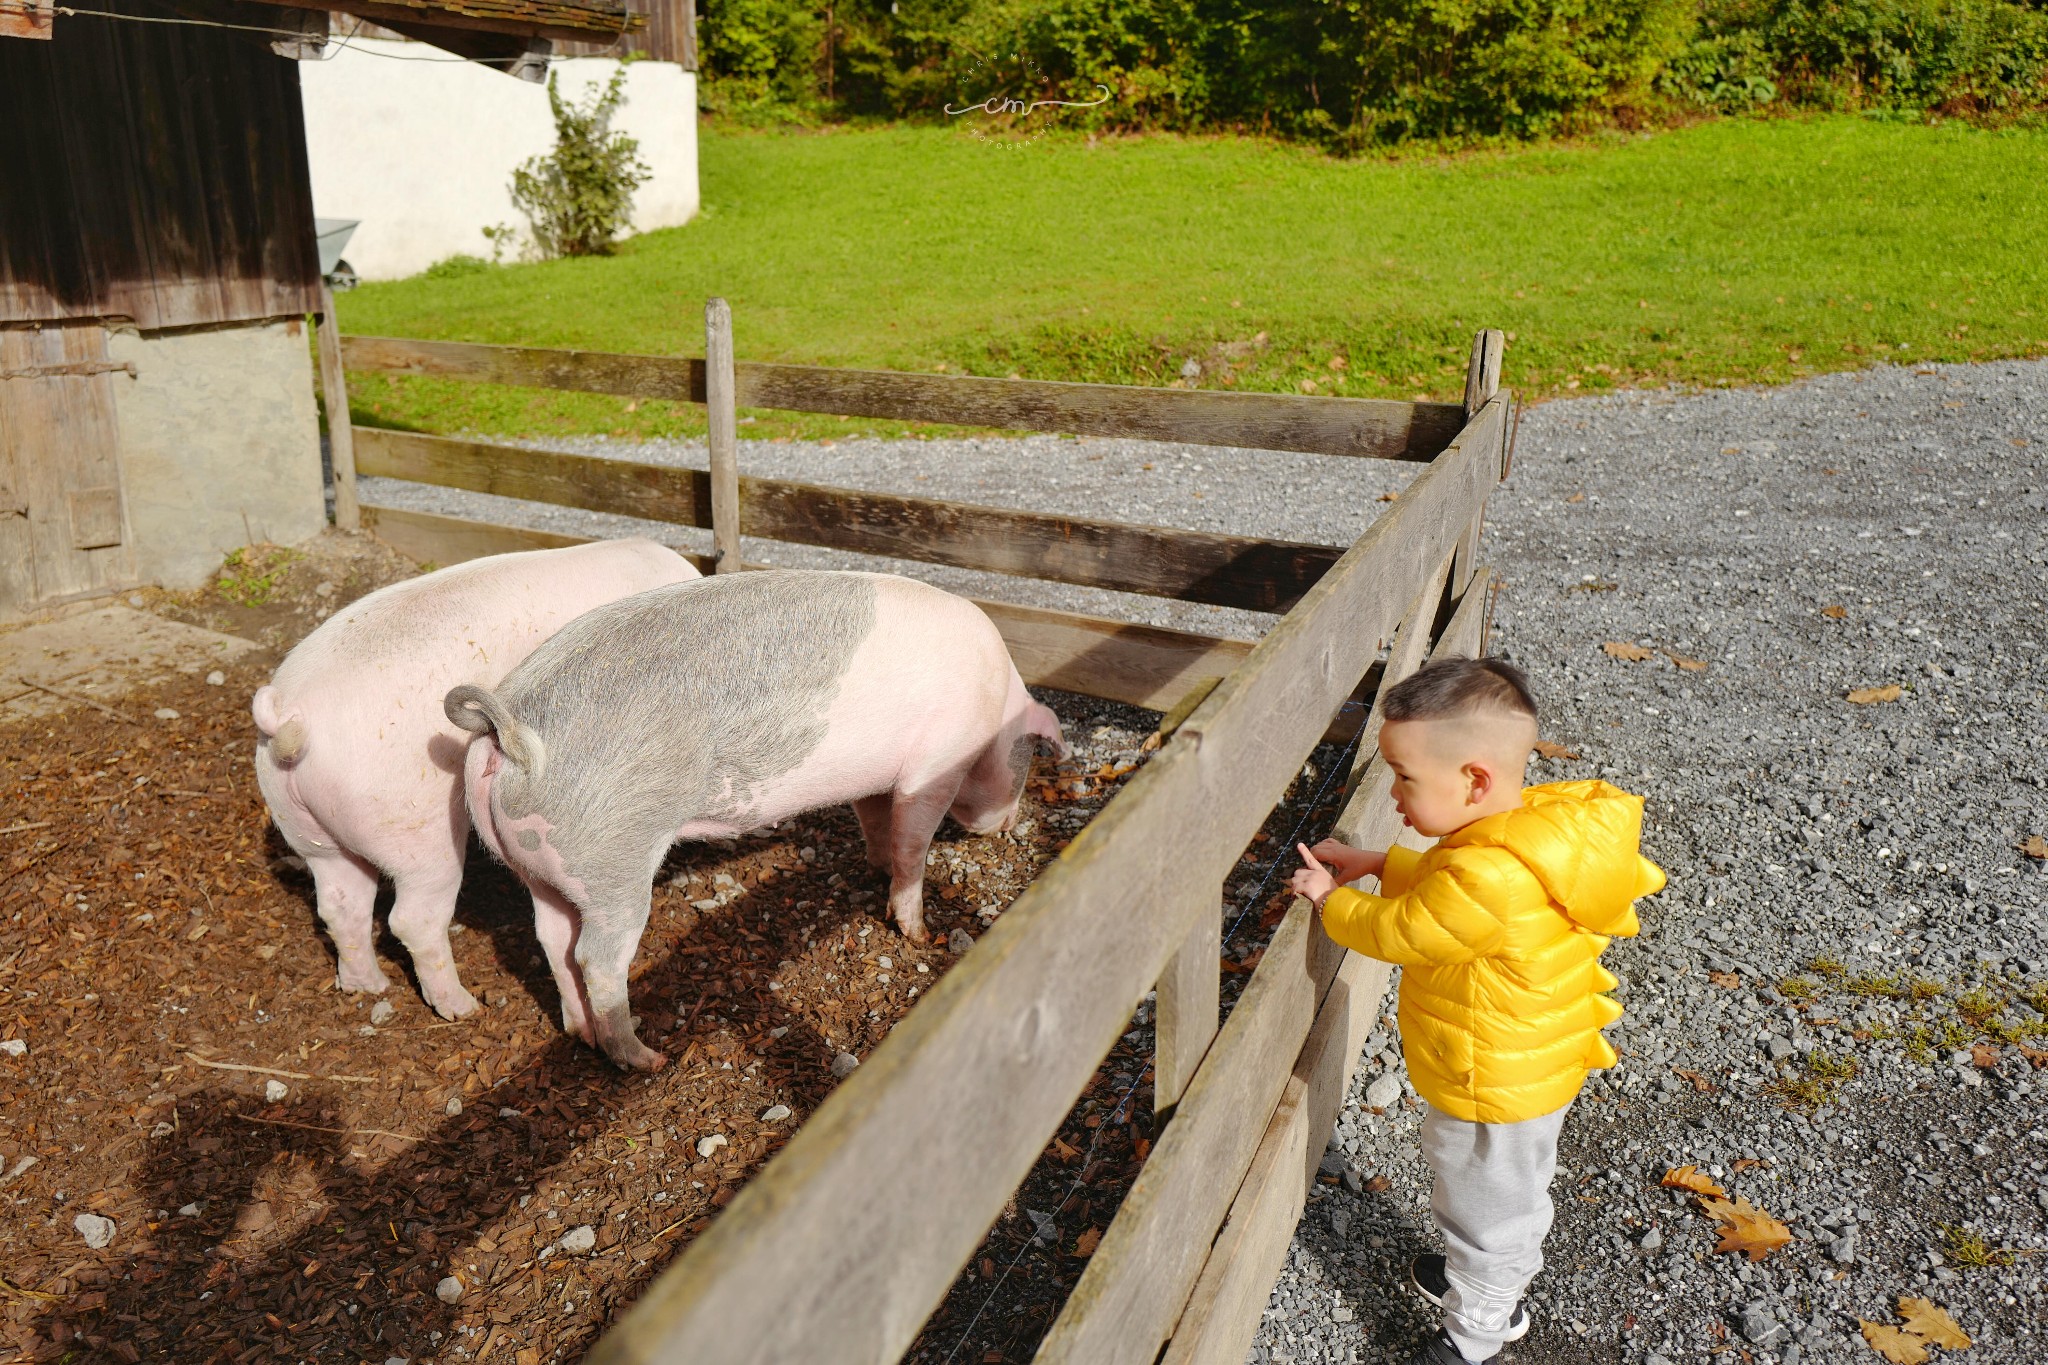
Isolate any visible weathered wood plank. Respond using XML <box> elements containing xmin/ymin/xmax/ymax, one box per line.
<box><xmin>353</xmin><ymin>428</ymin><xmax>713</xmax><ymax>528</ymax></box>
<box><xmin>1153</xmin><ymin>892</ymin><xmax>1221</xmax><ymax>1122</ymax></box>
<box><xmin>350</xmin><ymin>427</ymin><xmax>1341</xmax><ymax>612</ymax></box>
<box><xmin>353</xmin><ymin>505</ymin><xmax>1264</xmax><ymax>711</ymax></box>
<box><xmin>705</xmin><ymin>298</ymin><xmax>742</xmax><ymax>572</ymax></box>
<box><xmin>338</xmin><ymin>335</ymin><xmax>1469</xmax><ymax>462</ymax></box>
<box><xmin>1452</xmin><ymin>330</ymin><xmax>1505</xmax><ymax>596</ymax></box>
<box><xmin>1152</xmin><ymin>569</ymin><xmax>1496</xmax><ymax>1365</ymax></box>
<box><xmin>318</xmin><ymin>283</ymin><xmax>360</xmax><ymax>531</ymax></box>
<box><xmin>582</xmin><ymin>398</ymin><xmax>1505</xmax><ymax>1365</ymax></box>
<box><xmin>740</xmin><ymin>476</ymin><xmax>1338</xmax><ymax>613</ymax></box>
<box><xmin>1035</xmin><ymin>562</ymin><xmax>1498</xmax><ymax>1365</ymax></box>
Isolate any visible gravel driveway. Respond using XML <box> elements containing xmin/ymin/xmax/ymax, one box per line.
<box><xmin>361</xmin><ymin>358</ymin><xmax>2047</xmax><ymax>1364</ymax></box>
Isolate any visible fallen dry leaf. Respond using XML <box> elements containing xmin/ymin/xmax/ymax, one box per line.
<box><xmin>2019</xmin><ymin>1043</ymin><xmax>2048</xmax><ymax>1070</ymax></box>
<box><xmin>1604</xmin><ymin>641</ymin><xmax>1654</xmax><ymax>662</ymax></box>
<box><xmin>1896</xmin><ymin>1298</ymin><xmax>1971</xmax><ymax>1350</ymax></box>
<box><xmin>1970</xmin><ymin>1042</ymin><xmax>1999</xmax><ymax>1069</ymax></box>
<box><xmin>1709</xmin><ymin>970</ymin><xmax>1741</xmax><ymax>989</ymax></box>
<box><xmin>1661</xmin><ymin>1165</ymin><xmax>1725</xmax><ymax>1198</ymax></box>
<box><xmin>1709</xmin><ymin>1197</ymin><xmax>1792</xmax><ymax>1261</ymax></box>
<box><xmin>1072</xmin><ymin>1226</ymin><xmax>1102</xmax><ymax>1257</ymax></box>
<box><xmin>1673</xmin><ymin>1067</ymin><xmax>1716</xmax><ymax>1093</ymax></box>
<box><xmin>1566</xmin><ymin>492</ymin><xmax>1586</xmax><ymax>504</ymax></box>
<box><xmin>1823</xmin><ymin>605</ymin><xmax>1848</xmax><ymax>619</ymax></box>
<box><xmin>1377</xmin><ymin>491</ymin><xmax>1399</xmax><ymax>502</ymax></box>
<box><xmin>1364</xmin><ymin>1174</ymin><xmax>1391</xmax><ymax>1193</ymax></box>
<box><xmin>1533</xmin><ymin>740</ymin><xmax>1582</xmax><ymax>760</ymax></box>
<box><xmin>1863</xmin><ymin>1321</ymin><xmax>1930</xmax><ymax>1364</ymax></box>
<box><xmin>2018</xmin><ymin>834</ymin><xmax>2048</xmax><ymax>859</ymax></box>
<box><xmin>1664</xmin><ymin>650</ymin><xmax>1709</xmax><ymax>672</ymax></box>
<box><xmin>1847</xmin><ymin>685</ymin><xmax>1903</xmax><ymax>705</ymax></box>
<box><xmin>1733</xmin><ymin>1158</ymin><xmax>1770</xmax><ymax>1172</ymax></box>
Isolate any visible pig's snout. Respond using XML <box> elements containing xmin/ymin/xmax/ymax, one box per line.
<box><xmin>445</xmin><ymin>684</ymin><xmax>546</xmax><ymax>777</ymax></box>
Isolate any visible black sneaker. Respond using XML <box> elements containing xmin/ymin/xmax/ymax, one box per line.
<box><xmin>1409</xmin><ymin>1254</ymin><xmax>1530</xmax><ymax>1341</ymax></box>
<box><xmin>1407</xmin><ymin>1329</ymin><xmax>1501</xmax><ymax>1365</ymax></box>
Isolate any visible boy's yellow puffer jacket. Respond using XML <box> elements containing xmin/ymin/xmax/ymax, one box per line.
<box><xmin>1320</xmin><ymin>779</ymin><xmax>1665</xmax><ymax>1124</ymax></box>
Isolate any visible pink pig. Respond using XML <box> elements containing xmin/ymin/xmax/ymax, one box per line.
<box><xmin>252</xmin><ymin>539</ymin><xmax>698</xmax><ymax>1017</ymax></box>
<box><xmin>445</xmin><ymin>570</ymin><xmax>1068</xmax><ymax>1070</ymax></box>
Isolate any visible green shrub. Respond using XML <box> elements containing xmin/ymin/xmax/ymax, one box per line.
<box><xmin>692</xmin><ymin>0</ymin><xmax>2048</xmax><ymax>139</ymax></box>
<box><xmin>510</xmin><ymin>66</ymin><xmax>651</xmax><ymax>258</ymax></box>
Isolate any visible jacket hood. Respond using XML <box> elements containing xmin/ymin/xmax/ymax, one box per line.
<box><xmin>1450</xmin><ymin>780</ymin><xmax>1665</xmax><ymax>934</ymax></box>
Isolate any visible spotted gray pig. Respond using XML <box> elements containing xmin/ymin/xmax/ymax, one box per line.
<box><xmin>252</xmin><ymin>540</ymin><xmax>698</xmax><ymax>1018</ymax></box>
<box><xmin>445</xmin><ymin>570</ymin><xmax>1067</xmax><ymax>1070</ymax></box>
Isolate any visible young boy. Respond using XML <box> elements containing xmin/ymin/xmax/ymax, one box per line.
<box><xmin>1290</xmin><ymin>657</ymin><xmax>1664</xmax><ymax>1365</ymax></box>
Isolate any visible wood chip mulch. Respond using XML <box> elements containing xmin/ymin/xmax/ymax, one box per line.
<box><xmin>1</xmin><ymin>577</ymin><xmax>1357</xmax><ymax>1365</ymax></box>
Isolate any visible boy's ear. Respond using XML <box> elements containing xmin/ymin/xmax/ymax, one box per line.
<box><xmin>1463</xmin><ymin>760</ymin><xmax>1494</xmax><ymax>805</ymax></box>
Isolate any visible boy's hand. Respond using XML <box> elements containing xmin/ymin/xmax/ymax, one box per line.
<box><xmin>1290</xmin><ymin>845</ymin><xmax>1338</xmax><ymax>909</ymax></box>
<box><xmin>1305</xmin><ymin>839</ymin><xmax>1387</xmax><ymax>885</ymax></box>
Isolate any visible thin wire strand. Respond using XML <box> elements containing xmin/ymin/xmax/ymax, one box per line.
<box><xmin>1</xmin><ymin>2</ymin><xmax>631</xmax><ymax>64</ymax></box>
<box><xmin>940</xmin><ymin>722</ymin><xmax>1370</xmax><ymax>1363</ymax></box>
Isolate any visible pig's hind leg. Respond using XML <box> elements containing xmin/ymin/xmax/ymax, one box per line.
<box><xmin>564</xmin><ymin>866</ymin><xmax>666</xmax><ymax>1072</ymax></box>
<box><xmin>531</xmin><ymin>884</ymin><xmax>595</xmax><ymax>1044</ymax></box>
<box><xmin>387</xmin><ymin>858</ymin><xmax>478</xmax><ymax>1020</ymax></box>
<box><xmin>307</xmin><ymin>850</ymin><xmax>390</xmax><ymax>995</ymax></box>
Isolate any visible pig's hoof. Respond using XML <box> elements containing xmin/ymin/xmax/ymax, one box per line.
<box><xmin>607</xmin><ymin>1040</ymin><xmax>668</xmax><ymax>1072</ymax></box>
<box><xmin>335</xmin><ymin>966</ymin><xmax>391</xmax><ymax>995</ymax></box>
<box><xmin>426</xmin><ymin>985</ymin><xmax>481</xmax><ymax>1020</ymax></box>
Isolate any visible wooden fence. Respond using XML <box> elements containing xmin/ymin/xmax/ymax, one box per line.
<box><xmin>326</xmin><ymin>304</ymin><xmax>1512</xmax><ymax>1364</ymax></box>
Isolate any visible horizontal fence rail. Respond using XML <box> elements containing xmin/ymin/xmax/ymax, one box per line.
<box><xmin>353</xmin><ymin>428</ymin><xmax>1343</xmax><ymax>613</ymax></box>
<box><xmin>339</xmin><ymin>335</ymin><xmax>1469</xmax><ymax>463</ymax></box>
<box><xmin>579</xmin><ymin>394</ymin><xmax>1508</xmax><ymax>1365</ymax></box>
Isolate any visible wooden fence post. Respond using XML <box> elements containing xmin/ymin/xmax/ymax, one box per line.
<box><xmin>316</xmin><ymin>282</ymin><xmax>360</xmax><ymax>531</ymax></box>
<box><xmin>1448</xmin><ymin>329</ymin><xmax>1503</xmax><ymax>597</ymax></box>
<box><xmin>1153</xmin><ymin>894</ymin><xmax>1220</xmax><ymax>1123</ymax></box>
<box><xmin>705</xmin><ymin>297</ymin><xmax>742</xmax><ymax>573</ymax></box>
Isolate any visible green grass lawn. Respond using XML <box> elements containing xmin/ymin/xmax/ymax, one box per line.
<box><xmin>336</xmin><ymin>115</ymin><xmax>2048</xmax><ymax>441</ymax></box>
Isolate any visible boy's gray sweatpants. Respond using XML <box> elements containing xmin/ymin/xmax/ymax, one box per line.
<box><xmin>1419</xmin><ymin>1099</ymin><xmax>1574</xmax><ymax>1362</ymax></box>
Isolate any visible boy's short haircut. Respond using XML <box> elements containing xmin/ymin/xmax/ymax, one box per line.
<box><xmin>1381</xmin><ymin>656</ymin><xmax>1539</xmax><ymax>724</ymax></box>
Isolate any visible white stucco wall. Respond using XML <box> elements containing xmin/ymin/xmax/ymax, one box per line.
<box><xmin>108</xmin><ymin>321</ymin><xmax>327</xmax><ymax>590</ymax></box>
<box><xmin>300</xmin><ymin>43</ymin><xmax>699</xmax><ymax>281</ymax></box>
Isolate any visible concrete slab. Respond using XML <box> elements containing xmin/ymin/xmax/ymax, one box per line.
<box><xmin>0</xmin><ymin>606</ymin><xmax>258</xmax><ymax>724</ymax></box>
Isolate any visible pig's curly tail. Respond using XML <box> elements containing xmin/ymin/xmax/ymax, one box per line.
<box><xmin>445</xmin><ymin>684</ymin><xmax>546</xmax><ymax>780</ymax></box>
<box><xmin>251</xmin><ymin>685</ymin><xmax>309</xmax><ymax>765</ymax></box>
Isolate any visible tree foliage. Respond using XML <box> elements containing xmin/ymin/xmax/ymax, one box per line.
<box><xmin>694</xmin><ymin>0</ymin><xmax>2048</xmax><ymax>143</ymax></box>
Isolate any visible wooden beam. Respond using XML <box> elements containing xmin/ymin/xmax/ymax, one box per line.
<box><xmin>353</xmin><ymin>428</ymin><xmax>712</xmax><ymax>528</ymax></box>
<box><xmin>350</xmin><ymin>427</ymin><xmax>1343</xmax><ymax>612</ymax></box>
<box><xmin>1155</xmin><ymin>568</ymin><xmax>1494</xmax><ymax>1365</ymax></box>
<box><xmin>376</xmin><ymin>18</ymin><xmax>551</xmax><ymax>78</ymax></box>
<box><xmin>338</xmin><ymin>334</ymin><xmax>1468</xmax><ymax>462</ymax></box>
<box><xmin>1153</xmin><ymin>890</ymin><xmax>1220</xmax><ymax>1123</ymax></box>
<box><xmin>705</xmin><ymin>298</ymin><xmax>742</xmax><ymax>573</ymax></box>
<box><xmin>580</xmin><ymin>399</ymin><xmax>1505</xmax><ymax>1365</ymax></box>
<box><xmin>1452</xmin><ymin>330</ymin><xmax>1505</xmax><ymax>597</ymax></box>
<box><xmin>272</xmin><ymin>0</ymin><xmax>641</xmax><ymax>43</ymax></box>
<box><xmin>316</xmin><ymin>284</ymin><xmax>360</xmax><ymax>531</ymax></box>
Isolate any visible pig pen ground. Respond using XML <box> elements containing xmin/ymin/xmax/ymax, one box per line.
<box><xmin>0</xmin><ymin>545</ymin><xmax>1345</xmax><ymax>1365</ymax></box>
<box><xmin>5</xmin><ymin>356</ymin><xmax>2047</xmax><ymax>1365</ymax></box>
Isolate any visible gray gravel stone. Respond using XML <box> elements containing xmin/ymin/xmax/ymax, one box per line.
<box><xmin>435</xmin><ymin>1275</ymin><xmax>463</xmax><ymax>1304</ymax></box>
<box><xmin>73</xmin><ymin>1213</ymin><xmax>115</xmax><ymax>1249</ymax></box>
<box><xmin>363</xmin><ymin>358</ymin><xmax>2048</xmax><ymax>1363</ymax></box>
<box><xmin>558</xmin><ymin>1224</ymin><xmax>597</xmax><ymax>1255</ymax></box>
<box><xmin>831</xmin><ymin>1051</ymin><xmax>861</xmax><ymax>1079</ymax></box>
<box><xmin>369</xmin><ymin>1000</ymin><xmax>396</xmax><ymax>1026</ymax></box>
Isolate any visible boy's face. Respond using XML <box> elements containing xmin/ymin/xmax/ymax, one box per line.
<box><xmin>1379</xmin><ymin>715</ymin><xmax>1531</xmax><ymax>837</ymax></box>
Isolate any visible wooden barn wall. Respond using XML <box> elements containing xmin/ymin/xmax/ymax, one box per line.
<box><xmin>553</xmin><ymin>0</ymin><xmax>694</xmax><ymax>67</ymax></box>
<box><xmin>0</xmin><ymin>1</ymin><xmax>321</xmax><ymax>332</ymax></box>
